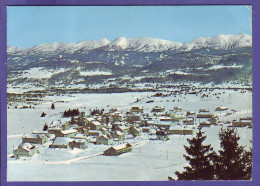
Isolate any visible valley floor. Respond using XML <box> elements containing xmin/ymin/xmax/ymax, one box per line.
<box><xmin>6</xmin><ymin>87</ymin><xmax>252</xmax><ymax>181</ymax></box>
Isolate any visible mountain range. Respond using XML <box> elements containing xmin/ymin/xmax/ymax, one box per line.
<box><xmin>7</xmin><ymin>34</ymin><xmax>252</xmax><ymax>54</ymax></box>
<box><xmin>7</xmin><ymin>34</ymin><xmax>252</xmax><ymax>88</ymax></box>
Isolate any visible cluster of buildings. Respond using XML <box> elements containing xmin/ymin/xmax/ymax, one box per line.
<box><xmin>13</xmin><ymin>105</ymin><xmax>252</xmax><ymax>158</ymax></box>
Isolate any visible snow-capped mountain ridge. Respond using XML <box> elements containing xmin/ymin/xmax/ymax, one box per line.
<box><xmin>7</xmin><ymin>34</ymin><xmax>252</xmax><ymax>54</ymax></box>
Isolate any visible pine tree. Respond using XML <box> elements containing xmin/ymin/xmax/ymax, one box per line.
<box><xmin>51</xmin><ymin>103</ymin><xmax>55</xmax><ymax>109</ymax></box>
<box><xmin>175</xmin><ymin>127</ymin><xmax>216</xmax><ymax>180</ymax></box>
<box><xmin>40</xmin><ymin>112</ymin><xmax>46</xmax><ymax>117</ymax></box>
<box><xmin>43</xmin><ymin>123</ymin><xmax>48</xmax><ymax>131</ymax></box>
<box><xmin>215</xmin><ymin>128</ymin><xmax>252</xmax><ymax>180</ymax></box>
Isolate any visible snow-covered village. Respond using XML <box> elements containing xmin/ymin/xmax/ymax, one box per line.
<box><xmin>5</xmin><ymin>6</ymin><xmax>253</xmax><ymax>182</ymax></box>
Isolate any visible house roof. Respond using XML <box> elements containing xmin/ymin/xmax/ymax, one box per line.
<box><xmin>61</xmin><ymin>129</ymin><xmax>78</xmax><ymax>135</ymax></box>
<box><xmin>117</xmin><ymin>126</ymin><xmax>128</xmax><ymax>130</ymax></box>
<box><xmin>111</xmin><ymin>143</ymin><xmax>132</xmax><ymax>150</ymax></box>
<box><xmin>52</xmin><ymin>137</ymin><xmax>71</xmax><ymax>145</ymax></box>
<box><xmin>18</xmin><ymin>143</ymin><xmax>36</xmax><ymax>152</ymax></box>
<box><xmin>92</xmin><ymin>121</ymin><xmax>101</xmax><ymax>126</ymax></box>
<box><xmin>23</xmin><ymin>133</ymin><xmax>46</xmax><ymax>139</ymax></box>
<box><xmin>115</xmin><ymin>131</ymin><xmax>124</xmax><ymax>136</ymax></box>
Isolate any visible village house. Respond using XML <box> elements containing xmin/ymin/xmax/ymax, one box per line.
<box><xmin>88</xmin><ymin>130</ymin><xmax>102</xmax><ymax>138</ymax></box>
<box><xmin>126</xmin><ymin>114</ymin><xmax>142</xmax><ymax>124</ymax></box>
<box><xmin>199</xmin><ymin>109</ymin><xmax>209</xmax><ymax>113</ymax></box>
<box><xmin>111</xmin><ymin>131</ymin><xmax>125</xmax><ymax>141</ymax></box>
<box><xmin>48</xmin><ymin>126</ymin><xmax>62</xmax><ymax>136</ymax></box>
<box><xmin>32</xmin><ymin>131</ymin><xmax>50</xmax><ymax>138</ymax></box>
<box><xmin>69</xmin><ymin>138</ymin><xmax>88</xmax><ymax>149</ymax></box>
<box><xmin>151</xmin><ymin>106</ymin><xmax>165</xmax><ymax>112</ymax></box>
<box><xmin>100</xmin><ymin>127</ymin><xmax>108</xmax><ymax>135</ymax></box>
<box><xmin>50</xmin><ymin>137</ymin><xmax>71</xmax><ymax>148</ymax></box>
<box><xmin>87</xmin><ymin>121</ymin><xmax>102</xmax><ymax>130</ymax></box>
<box><xmin>56</xmin><ymin>128</ymin><xmax>78</xmax><ymax>138</ymax></box>
<box><xmin>215</xmin><ymin>106</ymin><xmax>228</xmax><ymax>111</ymax></box>
<box><xmin>130</xmin><ymin>106</ymin><xmax>143</xmax><ymax>113</ymax></box>
<box><xmin>141</xmin><ymin>127</ymin><xmax>151</xmax><ymax>133</ymax></box>
<box><xmin>156</xmin><ymin>130</ymin><xmax>169</xmax><ymax>140</ymax></box>
<box><xmin>200</xmin><ymin>121</ymin><xmax>211</xmax><ymax>127</ymax></box>
<box><xmin>128</xmin><ymin>126</ymin><xmax>141</xmax><ymax>136</ymax></box>
<box><xmin>61</xmin><ymin>121</ymin><xmax>70</xmax><ymax>130</ymax></box>
<box><xmin>109</xmin><ymin>112</ymin><xmax>123</xmax><ymax>123</ymax></box>
<box><xmin>197</xmin><ymin>113</ymin><xmax>215</xmax><ymax>119</ymax></box>
<box><xmin>104</xmin><ymin>143</ymin><xmax>132</xmax><ymax>156</ymax></box>
<box><xmin>22</xmin><ymin>133</ymin><xmax>49</xmax><ymax>145</ymax></box>
<box><xmin>174</xmin><ymin>106</ymin><xmax>182</xmax><ymax>112</ymax></box>
<box><xmin>232</xmin><ymin>120</ymin><xmax>252</xmax><ymax>127</ymax></box>
<box><xmin>96</xmin><ymin>134</ymin><xmax>113</xmax><ymax>145</ymax></box>
<box><xmin>182</xmin><ymin>117</ymin><xmax>195</xmax><ymax>125</ymax></box>
<box><xmin>153</xmin><ymin>121</ymin><xmax>171</xmax><ymax>130</ymax></box>
<box><xmin>13</xmin><ymin>143</ymin><xmax>39</xmax><ymax>158</ymax></box>
<box><xmin>115</xmin><ymin>126</ymin><xmax>129</xmax><ymax>134</ymax></box>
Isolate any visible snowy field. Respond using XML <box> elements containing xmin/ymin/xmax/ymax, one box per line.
<box><xmin>7</xmin><ymin>89</ymin><xmax>252</xmax><ymax>181</ymax></box>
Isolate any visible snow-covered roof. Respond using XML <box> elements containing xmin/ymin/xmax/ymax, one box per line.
<box><xmin>23</xmin><ymin>133</ymin><xmax>46</xmax><ymax>139</ymax></box>
<box><xmin>92</xmin><ymin>121</ymin><xmax>101</xmax><ymax>126</ymax></box>
<box><xmin>117</xmin><ymin>126</ymin><xmax>128</xmax><ymax>130</ymax></box>
<box><xmin>61</xmin><ymin>129</ymin><xmax>78</xmax><ymax>134</ymax></box>
<box><xmin>86</xmin><ymin>117</ymin><xmax>95</xmax><ymax>122</ymax></box>
<box><xmin>115</xmin><ymin>131</ymin><xmax>124</xmax><ymax>136</ymax></box>
<box><xmin>52</xmin><ymin>137</ymin><xmax>71</xmax><ymax>145</ymax></box>
<box><xmin>111</xmin><ymin>143</ymin><xmax>131</xmax><ymax>150</ymax></box>
<box><xmin>18</xmin><ymin>143</ymin><xmax>36</xmax><ymax>152</ymax></box>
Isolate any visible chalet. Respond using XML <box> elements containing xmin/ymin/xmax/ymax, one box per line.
<box><xmin>151</xmin><ymin>106</ymin><xmax>165</xmax><ymax>112</ymax></box>
<box><xmin>71</xmin><ymin>134</ymin><xmax>89</xmax><ymax>141</ymax></box>
<box><xmin>104</xmin><ymin>143</ymin><xmax>132</xmax><ymax>156</ymax></box>
<box><xmin>153</xmin><ymin>121</ymin><xmax>171</xmax><ymax>130</ymax></box>
<box><xmin>215</xmin><ymin>106</ymin><xmax>228</xmax><ymax>111</ymax></box>
<box><xmin>200</xmin><ymin>121</ymin><xmax>211</xmax><ymax>127</ymax></box>
<box><xmin>183</xmin><ymin>117</ymin><xmax>194</xmax><ymax>125</ymax></box>
<box><xmin>169</xmin><ymin>126</ymin><xmax>184</xmax><ymax>135</ymax></box>
<box><xmin>159</xmin><ymin>117</ymin><xmax>171</xmax><ymax>122</ymax></box>
<box><xmin>141</xmin><ymin>127</ymin><xmax>151</xmax><ymax>133</ymax></box>
<box><xmin>48</xmin><ymin>126</ymin><xmax>61</xmax><ymax>136</ymax></box>
<box><xmin>116</xmin><ymin>126</ymin><xmax>129</xmax><ymax>134</ymax></box>
<box><xmin>208</xmin><ymin>117</ymin><xmax>219</xmax><ymax>125</ymax></box>
<box><xmin>111</xmin><ymin>131</ymin><xmax>125</xmax><ymax>141</ymax></box>
<box><xmin>57</xmin><ymin>128</ymin><xmax>78</xmax><ymax>138</ymax></box>
<box><xmin>14</xmin><ymin>143</ymin><xmax>39</xmax><ymax>158</ymax></box>
<box><xmin>183</xmin><ymin>128</ymin><xmax>194</xmax><ymax>135</ymax></box>
<box><xmin>22</xmin><ymin>133</ymin><xmax>48</xmax><ymax>144</ymax></box>
<box><xmin>174</xmin><ymin>107</ymin><xmax>182</xmax><ymax>112</ymax></box>
<box><xmin>130</xmin><ymin>106</ymin><xmax>143</xmax><ymax>113</ymax></box>
<box><xmin>199</xmin><ymin>109</ymin><xmax>209</xmax><ymax>113</ymax></box>
<box><xmin>126</xmin><ymin>114</ymin><xmax>141</xmax><ymax>123</ymax></box>
<box><xmin>87</xmin><ymin>121</ymin><xmax>102</xmax><ymax>130</ymax></box>
<box><xmin>88</xmin><ymin>130</ymin><xmax>102</xmax><ymax>137</ymax></box>
<box><xmin>197</xmin><ymin>113</ymin><xmax>215</xmax><ymax>119</ymax></box>
<box><xmin>232</xmin><ymin>120</ymin><xmax>252</xmax><ymax>127</ymax></box>
<box><xmin>109</xmin><ymin>112</ymin><xmax>123</xmax><ymax>122</ymax></box>
<box><xmin>96</xmin><ymin>134</ymin><xmax>113</xmax><ymax>145</ymax></box>
<box><xmin>100</xmin><ymin>127</ymin><xmax>108</xmax><ymax>135</ymax></box>
<box><xmin>50</xmin><ymin>137</ymin><xmax>71</xmax><ymax>148</ymax></box>
<box><xmin>61</xmin><ymin>121</ymin><xmax>70</xmax><ymax>130</ymax></box>
<box><xmin>128</xmin><ymin>126</ymin><xmax>141</xmax><ymax>136</ymax></box>
<box><xmin>156</xmin><ymin>130</ymin><xmax>168</xmax><ymax>140</ymax></box>
<box><xmin>69</xmin><ymin>138</ymin><xmax>88</xmax><ymax>149</ymax></box>
<box><xmin>32</xmin><ymin>131</ymin><xmax>50</xmax><ymax>137</ymax></box>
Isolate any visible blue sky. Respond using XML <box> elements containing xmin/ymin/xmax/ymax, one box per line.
<box><xmin>7</xmin><ymin>6</ymin><xmax>252</xmax><ymax>49</ymax></box>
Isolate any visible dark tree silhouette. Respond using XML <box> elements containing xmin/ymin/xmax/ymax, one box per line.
<box><xmin>215</xmin><ymin>128</ymin><xmax>252</xmax><ymax>180</ymax></box>
<box><xmin>51</xmin><ymin>103</ymin><xmax>55</xmax><ymax>109</ymax></box>
<box><xmin>175</xmin><ymin>127</ymin><xmax>216</xmax><ymax>180</ymax></box>
<box><xmin>40</xmin><ymin>112</ymin><xmax>46</xmax><ymax>117</ymax></box>
<box><xmin>43</xmin><ymin>123</ymin><xmax>48</xmax><ymax>131</ymax></box>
